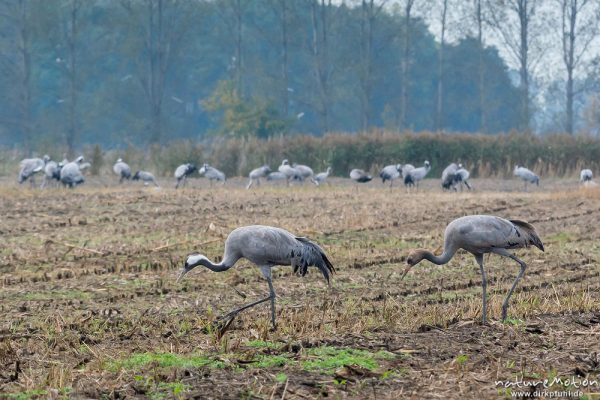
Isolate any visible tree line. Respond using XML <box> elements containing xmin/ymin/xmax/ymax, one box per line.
<box><xmin>0</xmin><ymin>0</ymin><xmax>599</xmax><ymax>154</ymax></box>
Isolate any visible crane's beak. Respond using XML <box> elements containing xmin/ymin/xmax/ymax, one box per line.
<box><xmin>176</xmin><ymin>264</ymin><xmax>189</xmax><ymax>283</ymax></box>
<box><xmin>400</xmin><ymin>264</ymin><xmax>413</xmax><ymax>281</ymax></box>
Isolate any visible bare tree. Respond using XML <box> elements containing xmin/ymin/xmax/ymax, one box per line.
<box><xmin>121</xmin><ymin>0</ymin><xmax>192</xmax><ymax>143</ymax></box>
<box><xmin>279</xmin><ymin>0</ymin><xmax>290</xmax><ymax>117</ymax></box>
<box><xmin>59</xmin><ymin>0</ymin><xmax>82</xmax><ymax>155</ymax></box>
<box><xmin>475</xmin><ymin>0</ymin><xmax>487</xmax><ymax>133</ymax></box>
<box><xmin>358</xmin><ymin>0</ymin><xmax>387</xmax><ymax>131</ymax></box>
<box><xmin>398</xmin><ymin>0</ymin><xmax>416</xmax><ymax>130</ymax></box>
<box><xmin>435</xmin><ymin>0</ymin><xmax>448</xmax><ymax>131</ymax></box>
<box><xmin>557</xmin><ymin>0</ymin><xmax>600</xmax><ymax>134</ymax></box>
<box><xmin>0</xmin><ymin>0</ymin><xmax>33</xmax><ymax>149</ymax></box>
<box><xmin>487</xmin><ymin>0</ymin><xmax>544</xmax><ymax>132</ymax></box>
<box><xmin>310</xmin><ymin>0</ymin><xmax>333</xmax><ymax>133</ymax></box>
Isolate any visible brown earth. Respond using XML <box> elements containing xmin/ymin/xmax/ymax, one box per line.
<box><xmin>0</xmin><ymin>178</ymin><xmax>599</xmax><ymax>399</ymax></box>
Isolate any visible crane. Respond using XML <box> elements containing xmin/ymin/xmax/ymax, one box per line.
<box><xmin>514</xmin><ymin>165</ymin><xmax>539</xmax><ymax>191</ymax></box>
<box><xmin>113</xmin><ymin>159</ymin><xmax>132</xmax><ymax>183</ymax></box>
<box><xmin>174</xmin><ymin>163</ymin><xmax>196</xmax><ymax>189</ymax></box>
<box><xmin>177</xmin><ymin>225</ymin><xmax>334</xmax><ymax>329</ymax></box>
<box><xmin>380</xmin><ymin>164</ymin><xmax>402</xmax><ymax>188</ymax></box>
<box><xmin>132</xmin><ymin>171</ymin><xmax>159</xmax><ymax>187</ymax></box>
<box><xmin>313</xmin><ymin>167</ymin><xmax>332</xmax><ymax>186</ymax></box>
<box><xmin>247</xmin><ymin>165</ymin><xmax>271</xmax><ymax>189</ymax></box>
<box><xmin>402</xmin><ymin>215</ymin><xmax>544</xmax><ymax>323</ymax></box>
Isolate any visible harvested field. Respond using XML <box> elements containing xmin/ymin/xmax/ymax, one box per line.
<box><xmin>1</xmin><ymin>178</ymin><xmax>599</xmax><ymax>399</ymax></box>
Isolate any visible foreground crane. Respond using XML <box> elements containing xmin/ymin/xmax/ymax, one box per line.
<box><xmin>177</xmin><ymin>225</ymin><xmax>334</xmax><ymax>329</ymax></box>
<box><xmin>402</xmin><ymin>215</ymin><xmax>544</xmax><ymax>323</ymax></box>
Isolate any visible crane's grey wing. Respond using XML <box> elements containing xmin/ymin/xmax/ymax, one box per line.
<box><xmin>293</xmin><ymin>236</ymin><xmax>335</xmax><ymax>283</ymax></box>
<box><xmin>509</xmin><ymin>219</ymin><xmax>544</xmax><ymax>251</ymax></box>
<box><xmin>454</xmin><ymin>216</ymin><xmax>543</xmax><ymax>253</ymax></box>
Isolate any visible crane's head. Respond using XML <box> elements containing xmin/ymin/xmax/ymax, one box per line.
<box><xmin>177</xmin><ymin>253</ymin><xmax>209</xmax><ymax>283</ymax></box>
<box><xmin>401</xmin><ymin>249</ymin><xmax>428</xmax><ymax>280</ymax></box>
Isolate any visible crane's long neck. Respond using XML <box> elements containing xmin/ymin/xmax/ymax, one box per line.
<box><xmin>421</xmin><ymin>245</ymin><xmax>457</xmax><ymax>265</ymax></box>
<box><xmin>197</xmin><ymin>255</ymin><xmax>237</xmax><ymax>272</ymax></box>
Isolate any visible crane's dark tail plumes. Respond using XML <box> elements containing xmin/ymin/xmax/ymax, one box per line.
<box><xmin>294</xmin><ymin>237</ymin><xmax>335</xmax><ymax>284</ymax></box>
<box><xmin>510</xmin><ymin>219</ymin><xmax>545</xmax><ymax>252</ymax></box>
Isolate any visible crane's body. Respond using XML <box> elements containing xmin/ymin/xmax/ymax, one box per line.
<box><xmin>113</xmin><ymin>159</ymin><xmax>132</xmax><ymax>183</ymax></box>
<box><xmin>278</xmin><ymin>160</ymin><xmax>301</xmax><ymax>186</ymax></box>
<box><xmin>514</xmin><ymin>166</ymin><xmax>539</xmax><ymax>191</ymax></box>
<box><xmin>18</xmin><ymin>156</ymin><xmax>49</xmax><ymax>186</ymax></box>
<box><xmin>580</xmin><ymin>169</ymin><xmax>593</xmax><ymax>183</ymax></box>
<box><xmin>350</xmin><ymin>169</ymin><xmax>372</xmax><ymax>183</ymax></box>
<box><xmin>442</xmin><ymin>163</ymin><xmax>472</xmax><ymax>191</ymax></box>
<box><xmin>403</xmin><ymin>215</ymin><xmax>544</xmax><ymax>323</ymax></box>
<box><xmin>178</xmin><ymin>225</ymin><xmax>334</xmax><ymax>329</ymax></box>
<box><xmin>60</xmin><ymin>157</ymin><xmax>86</xmax><ymax>188</ymax></box>
<box><xmin>380</xmin><ymin>164</ymin><xmax>402</xmax><ymax>187</ymax></box>
<box><xmin>293</xmin><ymin>164</ymin><xmax>314</xmax><ymax>183</ymax></box>
<box><xmin>132</xmin><ymin>171</ymin><xmax>159</xmax><ymax>187</ymax></box>
<box><xmin>404</xmin><ymin>161</ymin><xmax>430</xmax><ymax>190</ymax></box>
<box><xmin>41</xmin><ymin>159</ymin><xmax>62</xmax><ymax>188</ymax></box>
<box><xmin>174</xmin><ymin>163</ymin><xmax>196</xmax><ymax>189</ymax></box>
<box><xmin>313</xmin><ymin>167</ymin><xmax>332</xmax><ymax>186</ymax></box>
<box><xmin>247</xmin><ymin>165</ymin><xmax>271</xmax><ymax>189</ymax></box>
<box><xmin>199</xmin><ymin>164</ymin><xmax>226</xmax><ymax>186</ymax></box>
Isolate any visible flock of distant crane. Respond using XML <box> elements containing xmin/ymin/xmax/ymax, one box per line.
<box><xmin>16</xmin><ymin>154</ymin><xmax>596</xmax><ymax>190</ymax></box>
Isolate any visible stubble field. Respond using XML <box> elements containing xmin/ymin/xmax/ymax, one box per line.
<box><xmin>1</xmin><ymin>177</ymin><xmax>599</xmax><ymax>399</ymax></box>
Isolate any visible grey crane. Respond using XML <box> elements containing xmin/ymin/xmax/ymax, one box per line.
<box><xmin>41</xmin><ymin>159</ymin><xmax>62</xmax><ymax>188</ymax></box>
<box><xmin>401</xmin><ymin>164</ymin><xmax>415</xmax><ymax>188</ymax></box>
<box><xmin>580</xmin><ymin>169</ymin><xmax>593</xmax><ymax>183</ymax></box>
<box><xmin>60</xmin><ymin>157</ymin><xmax>86</xmax><ymax>188</ymax></box>
<box><xmin>313</xmin><ymin>167</ymin><xmax>332</xmax><ymax>186</ymax></box>
<box><xmin>514</xmin><ymin>165</ymin><xmax>539</xmax><ymax>191</ymax></box>
<box><xmin>441</xmin><ymin>163</ymin><xmax>459</xmax><ymax>190</ymax></box>
<box><xmin>350</xmin><ymin>169</ymin><xmax>372</xmax><ymax>184</ymax></box>
<box><xmin>132</xmin><ymin>171</ymin><xmax>159</xmax><ymax>187</ymax></box>
<box><xmin>266</xmin><ymin>171</ymin><xmax>288</xmax><ymax>184</ymax></box>
<box><xmin>405</xmin><ymin>161</ymin><xmax>430</xmax><ymax>190</ymax></box>
<box><xmin>18</xmin><ymin>155</ymin><xmax>49</xmax><ymax>186</ymax></box>
<box><xmin>113</xmin><ymin>159</ymin><xmax>131</xmax><ymax>183</ymax></box>
<box><xmin>380</xmin><ymin>164</ymin><xmax>402</xmax><ymax>188</ymax></box>
<box><xmin>246</xmin><ymin>165</ymin><xmax>271</xmax><ymax>189</ymax></box>
<box><xmin>174</xmin><ymin>163</ymin><xmax>196</xmax><ymax>189</ymax></box>
<box><xmin>442</xmin><ymin>163</ymin><xmax>472</xmax><ymax>191</ymax></box>
<box><xmin>278</xmin><ymin>159</ymin><xmax>302</xmax><ymax>186</ymax></box>
<box><xmin>177</xmin><ymin>225</ymin><xmax>334</xmax><ymax>329</ymax></box>
<box><xmin>292</xmin><ymin>163</ymin><xmax>314</xmax><ymax>183</ymax></box>
<box><xmin>199</xmin><ymin>163</ymin><xmax>226</xmax><ymax>185</ymax></box>
<box><xmin>402</xmin><ymin>215</ymin><xmax>544</xmax><ymax>323</ymax></box>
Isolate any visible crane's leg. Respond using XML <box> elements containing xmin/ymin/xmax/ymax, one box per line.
<box><xmin>218</xmin><ymin>266</ymin><xmax>277</xmax><ymax>329</ymax></box>
<box><xmin>493</xmin><ymin>249</ymin><xmax>527</xmax><ymax>321</ymax></box>
<box><xmin>475</xmin><ymin>254</ymin><xmax>487</xmax><ymax>324</ymax></box>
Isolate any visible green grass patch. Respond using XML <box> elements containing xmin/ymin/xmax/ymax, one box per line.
<box><xmin>246</xmin><ymin>340</ymin><xmax>279</xmax><ymax>349</ymax></box>
<box><xmin>253</xmin><ymin>354</ymin><xmax>290</xmax><ymax>368</ymax></box>
<box><xmin>5</xmin><ymin>390</ymin><xmax>48</xmax><ymax>400</ymax></box>
<box><xmin>106</xmin><ymin>352</ymin><xmax>225</xmax><ymax>372</ymax></box>
<box><xmin>302</xmin><ymin>347</ymin><xmax>395</xmax><ymax>373</ymax></box>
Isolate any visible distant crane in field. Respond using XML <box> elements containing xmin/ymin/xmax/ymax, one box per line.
<box><xmin>514</xmin><ymin>165</ymin><xmax>539</xmax><ymax>191</ymax></box>
<box><xmin>293</xmin><ymin>163</ymin><xmax>314</xmax><ymax>183</ymax></box>
<box><xmin>380</xmin><ymin>164</ymin><xmax>402</xmax><ymax>188</ymax></box>
<box><xmin>350</xmin><ymin>169</ymin><xmax>372</xmax><ymax>185</ymax></box>
<box><xmin>402</xmin><ymin>215</ymin><xmax>544</xmax><ymax>323</ymax></box>
<box><xmin>18</xmin><ymin>155</ymin><xmax>49</xmax><ymax>186</ymax></box>
<box><xmin>580</xmin><ymin>169</ymin><xmax>593</xmax><ymax>183</ymax></box>
<box><xmin>278</xmin><ymin>159</ymin><xmax>301</xmax><ymax>186</ymax></box>
<box><xmin>199</xmin><ymin>163</ymin><xmax>226</xmax><ymax>185</ymax></box>
<box><xmin>247</xmin><ymin>165</ymin><xmax>271</xmax><ymax>189</ymax></box>
<box><xmin>177</xmin><ymin>225</ymin><xmax>334</xmax><ymax>329</ymax></box>
<box><xmin>442</xmin><ymin>163</ymin><xmax>472</xmax><ymax>191</ymax></box>
<box><xmin>266</xmin><ymin>171</ymin><xmax>288</xmax><ymax>183</ymax></box>
<box><xmin>132</xmin><ymin>171</ymin><xmax>159</xmax><ymax>187</ymax></box>
<box><xmin>401</xmin><ymin>164</ymin><xmax>415</xmax><ymax>188</ymax></box>
<box><xmin>41</xmin><ymin>157</ymin><xmax>62</xmax><ymax>188</ymax></box>
<box><xmin>313</xmin><ymin>167</ymin><xmax>332</xmax><ymax>186</ymax></box>
<box><xmin>405</xmin><ymin>161</ymin><xmax>430</xmax><ymax>190</ymax></box>
<box><xmin>60</xmin><ymin>156</ymin><xmax>86</xmax><ymax>188</ymax></box>
<box><xmin>113</xmin><ymin>159</ymin><xmax>131</xmax><ymax>183</ymax></box>
<box><xmin>174</xmin><ymin>163</ymin><xmax>196</xmax><ymax>189</ymax></box>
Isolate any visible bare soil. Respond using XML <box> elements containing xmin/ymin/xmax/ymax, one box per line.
<box><xmin>0</xmin><ymin>178</ymin><xmax>599</xmax><ymax>399</ymax></box>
